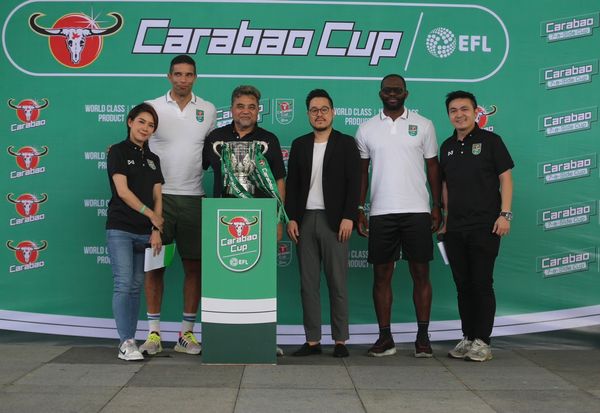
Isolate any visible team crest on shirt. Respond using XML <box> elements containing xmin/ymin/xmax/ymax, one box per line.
<box><xmin>408</xmin><ymin>124</ymin><xmax>418</xmax><ymax>136</ymax></box>
<box><xmin>196</xmin><ymin>109</ymin><xmax>205</xmax><ymax>123</ymax></box>
<box><xmin>472</xmin><ymin>143</ymin><xmax>482</xmax><ymax>155</ymax></box>
<box><xmin>147</xmin><ymin>159</ymin><xmax>157</xmax><ymax>170</ymax></box>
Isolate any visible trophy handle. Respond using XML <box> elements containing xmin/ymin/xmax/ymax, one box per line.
<box><xmin>257</xmin><ymin>140</ymin><xmax>269</xmax><ymax>154</ymax></box>
<box><xmin>212</xmin><ymin>141</ymin><xmax>225</xmax><ymax>159</ymax></box>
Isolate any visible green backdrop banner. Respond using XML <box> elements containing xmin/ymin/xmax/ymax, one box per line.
<box><xmin>1</xmin><ymin>0</ymin><xmax>599</xmax><ymax>344</ymax></box>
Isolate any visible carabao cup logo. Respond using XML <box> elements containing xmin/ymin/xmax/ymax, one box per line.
<box><xmin>7</xmin><ymin>146</ymin><xmax>49</xmax><ymax>170</ymax></box>
<box><xmin>7</xmin><ymin>98</ymin><xmax>48</xmax><ymax>123</ymax></box>
<box><xmin>218</xmin><ymin>210</ymin><xmax>261</xmax><ymax>272</ymax></box>
<box><xmin>7</xmin><ymin>193</ymin><xmax>48</xmax><ymax>217</ymax></box>
<box><xmin>29</xmin><ymin>12</ymin><xmax>123</xmax><ymax>68</ymax></box>
<box><xmin>426</xmin><ymin>27</ymin><xmax>456</xmax><ymax>58</ymax></box>
<box><xmin>475</xmin><ymin>105</ymin><xmax>497</xmax><ymax>128</ymax></box>
<box><xmin>6</xmin><ymin>240</ymin><xmax>47</xmax><ymax>264</ymax></box>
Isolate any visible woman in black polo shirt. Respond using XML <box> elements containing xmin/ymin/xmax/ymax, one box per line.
<box><xmin>106</xmin><ymin>103</ymin><xmax>164</xmax><ymax>361</ymax></box>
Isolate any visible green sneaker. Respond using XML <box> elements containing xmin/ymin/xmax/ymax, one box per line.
<box><xmin>174</xmin><ymin>331</ymin><xmax>201</xmax><ymax>355</ymax></box>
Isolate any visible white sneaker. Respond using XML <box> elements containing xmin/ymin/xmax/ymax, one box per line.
<box><xmin>118</xmin><ymin>339</ymin><xmax>144</xmax><ymax>361</ymax></box>
<box><xmin>464</xmin><ymin>338</ymin><xmax>492</xmax><ymax>362</ymax></box>
<box><xmin>139</xmin><ymin>331</ymin><xmax>163</xmax><ymax>355</ymax></box>
<box><xmin>276</xmin><ymin>346</ymin><xmax>284</xmax><ymax>357</ymax></box>
<box><xmin>174</xmin><ymin>331</ymin><xmax>202</xmax><ymax>355</ymax></box>
<box><xmin>448</xmin><ymin>337</ymin><xmax>472</xmax><ymax>359</ymax></box>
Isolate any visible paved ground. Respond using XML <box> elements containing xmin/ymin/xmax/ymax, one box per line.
<box><xmin>1</xmin><ymin>327</ymin><xmax>599</xmax><ymax>413</ymax></box>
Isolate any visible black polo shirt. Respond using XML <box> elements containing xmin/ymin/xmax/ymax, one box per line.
<box><xmin>202</xmin><ymin>123</ymin><xmax>286</xmax><ymax>198</ymax></box>
<box><xmin>439</xmin><ymin>126</ymin><xmax>514</xmax><ymax>231</ymax></box>
<box><xmin>106</xmin><ymin>139</ymin><xmax>164</xmax><ymax>234</ymax></box>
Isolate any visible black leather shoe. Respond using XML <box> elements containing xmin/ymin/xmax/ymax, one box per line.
<box><xmin>333</xmin><ymin>343</ymin><xmax>349</xmax><ymax>358</ymax></box>
<box><xmin>292</xmin><ymin>342</ymin><xmax>322</xmax><ymax>356</ymax></box>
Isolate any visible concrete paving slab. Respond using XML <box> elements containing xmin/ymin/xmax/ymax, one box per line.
<box><xmin>0</xmin><ymin>385</ymin><xmax>119</xmax><ymax>413</ymax></box>
<box><xmin>276</xmin><ymin>347</ymin><xmax>346</xmax><ymax>365</ymax></box>
<box><xmin>101</xmin><ymin>386</ymin><xmax>237</xmax><ymax>413</ymax></box>
<box><xmin>438</xmin><ymin>349</ymin><xmax>539</xmax><ymax>368</ymax></box>
<box><xmin>589</xmin><ymin>389</ymin><xmax>600</xmax><ymax>398</ymax></box>
<box><xmin>144</xmin><ymin>349</ymin><xmax>204</xmax><ymax>365</ymax></box>
<box><xmin>446</xmin><ymin>365</ymin><xmax>576</xmax><ymax>391</ymax></box>
<box><xmin>241</xmin><ymin>365</ymin><xmax>354</xmax><ymax>389</ymax></box>
<box><xmin>127</xmin><ymin>364</ymin><xmax>243</xmax><ymax>388</ymax></box>
<box><xmin>476</xmin><ymin>390</ymin><xmax>600</xmax><ymax>413</ymax></box>
<box><xmin>14</xmin><ymin>363</ymin><xmax>141</xmax><ymax>387</ymax></box>
<box><xmin>235</xmin><ymin>388</ymin><xmax>365</xmax><ymax>413</ymax></box>
<box><xmin>0</xmin><ymin>344</ymin><xmax>69</xmax><ymax>363</ymax></box>
<box><xmin>515</xmin><ymin>349</ymin><xmax>600</xmax><ymax>371</ymax></box>
<box><xmin>50</xmin><ymin>346</ymin><xmax>127</xmax><ymax>364</ymax></box>
<box><xmin>0</xmin><ymin>361</ymin><xmax>42</xmax><ymax>385</ymax></box>
<box><xmin>549</xmin><ymin>369</ymin><xmax>600</xmax><ymax>391</ymax></box>
<box><xmin>358</xmin><ymin>389</ymin><xmax>495</xmax><ymax>413</ymax></box>
<box><xmin>349</xmin><ymin>366</ymin><xmax>465</xmax><ymax>390</ymax></box>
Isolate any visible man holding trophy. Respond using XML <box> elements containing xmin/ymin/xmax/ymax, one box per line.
<box><xmin>203</xmin><ymin>85</ymin><xmax>287</xmax><ymax>355</ymax></box>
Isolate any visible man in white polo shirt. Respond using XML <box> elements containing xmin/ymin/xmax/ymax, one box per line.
<box><xmin>356</xmin><ymin>74</ymin><xmax>442</xmax><ymax>358</ymax></box>
<box><xmin>139</xmin><ymin>55</ymin><xmax>216</xmax><ymax>356</ymax></box>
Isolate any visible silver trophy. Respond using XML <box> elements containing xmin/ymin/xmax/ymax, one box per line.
<box><xmin>212</xmin><ymin>140</ymin><xmax>269</xmax><ymax>195</ymax></box>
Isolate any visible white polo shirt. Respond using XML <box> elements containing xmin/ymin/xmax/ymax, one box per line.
<box><xmin>147</xmin><ymin>92</ymin><xmax>216</xmax><ymax>196</ymax></box>
<box><xmin>355</xmin><ymin>108</ymin><xmax>438</xmax><ymax>216</ymax></box>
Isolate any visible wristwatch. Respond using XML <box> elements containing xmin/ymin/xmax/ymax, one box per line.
<box><xmin>499</xmin><ymin>211</ymin><xmax>513</xmax><ymax>221</ymax></box>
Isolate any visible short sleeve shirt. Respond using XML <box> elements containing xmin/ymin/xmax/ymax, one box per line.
<box><xmin>439</xmin><ymin>126</ymin><xmax>514</xmax><ymax>231</ymax></box>
<box><xmin>203</xmin><ymin>123</ymin><xmax>286</xmax><ymax>198</ymax></box>
<box><xmin>147</xmin><ymin>92</ymin><xmax>216</xmax><ymax>196</ymax></box>
<box><xmin>106</xmin><ymin>139</ymin><xmax>164</xmax><ymax>234</ymax></box>
<box><xmin>355</xmin><ymin>109</ymin><xmax>438</xmax><ymax>216</ymax></box>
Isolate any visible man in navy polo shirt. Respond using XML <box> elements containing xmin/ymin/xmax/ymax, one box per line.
<box><xmin>439</xmin><ymin>90</ymin><xmax>514</xmax><ymax>362</ymax></box>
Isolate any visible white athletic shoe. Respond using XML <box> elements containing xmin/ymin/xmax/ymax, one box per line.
<box><xmin>448</xmin><ymin>337</ymin><xmax>472</xmax><ymax>359</ymax></box>
<box><xmin>118</xmin><ymin>339</ymin><xmax>144</xmax><ymax>361</ymax></box>
<box><xmin>464</xmin><ymin>338</ymin><xmax>493</xmax><ymax>362</ymax></box>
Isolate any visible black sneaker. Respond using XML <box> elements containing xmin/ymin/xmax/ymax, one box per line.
<box><xmin>292</xmin><ymin>342</ymin><xmax>322</xmax><ymax>356</ymax></box>
<box><xmin>367</xmin><ymin>336</ymin><xmax>396</xmax><ymax>357</ymax></box>
<box><xmin>414</xmin><ymin>339</ymin><xmax>433</xmax><ymax>358</ymax></box>
<box><xmin>333</xmin><ymin>343</ymin><xmax>349</xmax><ymax>358</ymax></box>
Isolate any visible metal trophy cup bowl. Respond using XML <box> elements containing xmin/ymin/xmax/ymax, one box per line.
<box><xmin>213</xmin><ymin>140</ymin><xmax>269</xmax><ymax>196</ymax></box>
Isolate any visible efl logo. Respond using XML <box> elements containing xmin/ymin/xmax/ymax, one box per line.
<box><xmin>29</xmin><ymin>11</ymin><xmax>123</xmax><ymax>68</ymax></box>
<box><xmin>6</xmin><ymin>240</ymin><xmax>47</xmax><ymax>273</ymax></box>
<box><xmin>7</xmin><ymin>193</ymin><xmax>48</xmax><ymax>226</ymax></box>
<box><xmin>218</xmin><ymin>210</ymin><xmax>261</xmax><ymax>272</ymax></box>
<box><xmin>7</xmin><ymin>145</ymin><xmax>49</xmax><ymax>179</ymax></box>
<box><xmin>7</xmin><ymin>98</ymin><xmax>48</xmax><ymax>132</ymax></box>
<box><xmin>425</xmin><ymin>27</ymin><xmax>491</xmax><ymax>59</ymax></box>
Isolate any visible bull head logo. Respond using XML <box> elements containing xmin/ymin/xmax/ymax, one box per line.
<box><xmin>7</xmin><ymin>98</ymin><xmax>49</xmax><ymax>123</ymax></box>
<box><xmin>7</xmin><ymin>240</ymin><xmax>48</xmax><ymax>264</ymax></box>
<box><xmin>475</xmin><ymin>105</ymin><xmax>497</xmax><ymax>128</ymax></box>
<box><xmin>7</xmin><ymin>146</ymin><xmax>49</xmax><ymax>170</ymax></box>
<box><xmin>7</xmin><ymin>193</ymin><xmax>48</xmax><ymax>217</ymax></box>
<box><xmin>29</xmin><ymin>12</ymin><xmax>123</xmax><ymax>68</ymax></box>
<box><xmin>221</xmin><ymin>216</ymin><xmax>259</xmax><ymax>238</ymax></box>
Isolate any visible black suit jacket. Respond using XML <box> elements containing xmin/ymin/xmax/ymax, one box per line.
<box><xmin>285</xmin><ymin>129</ymin><xmax>361</xmax><ymax>232</ymax></box>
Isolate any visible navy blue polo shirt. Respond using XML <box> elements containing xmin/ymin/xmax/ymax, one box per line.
<box><xmin>106</xmin><ymin>139</ymin><xmax>164</xmax><ymax>234</ymax></box>
<box><xmin>439</xmin><ymin>126</ymin><xmax>514</xmax><ymax>231</ymax></box>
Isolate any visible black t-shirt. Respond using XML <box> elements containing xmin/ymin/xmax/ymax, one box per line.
<box><xmin>202</xmin><ymin>123</ymin><xmax>286</xmax><ymax>198</ymax></box>
<box><xmin>106</xmin><ymin>139</ymin><xmax>164</xmax><ymax>234</ymax></box>
<box><xmin>439</xmin><ymin>126</ymin><xmax>514</xmax><ymax>231</ymax></box>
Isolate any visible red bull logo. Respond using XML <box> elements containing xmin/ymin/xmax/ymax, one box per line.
<box><xmin>7</xmin><ymin>240</ymin><xmax>47</xmax><ymax>272</ymax></box>
<box><xmin>7</xmin><ymin>145</ymin><xmax>48</xmax><ymax>179</ymax></box>
<box><xmin>221</xmin><ymin>216</ymin><xmax>258</xmax><ymax>238</ymax></box>
<box><xmin>29</xmin><ymin>12</ymin><xmax>123</xmax><ymax>68</ymax></box>
<box><xmin>7</xmin><ymin>98</ymin><xmax>49</xmax><ymax>132</ymax></box>
<box><xmin>475</xmin><ymin>105</ymin><xmax>497</xmax><ymax>129</ymax></box>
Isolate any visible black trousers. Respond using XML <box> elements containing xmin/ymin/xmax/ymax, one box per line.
<box><xmin>444</xmin><ymin>229</ymin><xmax>501</xmax><ymax>344</ymax></box>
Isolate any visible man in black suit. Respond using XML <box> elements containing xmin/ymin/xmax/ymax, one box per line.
<box><xmin>285</xmin><ymin>89</ymin><xmax>361</xmax><ymax>358</ymax></box>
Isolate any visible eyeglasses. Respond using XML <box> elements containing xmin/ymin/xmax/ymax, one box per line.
<box><xmin>380</xmin><ymin>87</ymin><xmax>405</xmax><ymax>95</ymax></box>
<box><xmin>309</xmin><ymin>106</ymin><xmax>331</xmax><ymax>116</ymax></box>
